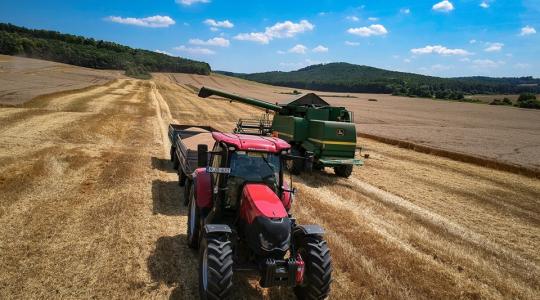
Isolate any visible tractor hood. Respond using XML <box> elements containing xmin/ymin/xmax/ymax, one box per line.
<box><xmin>240</xmin><ymin>183</ymin><xmax>288</xmax><ymax>224</ymax></box>
<box><xmin>240</xmin><ymin>183</ymin><xmax>291</xmax><ymax>258</ymax></box>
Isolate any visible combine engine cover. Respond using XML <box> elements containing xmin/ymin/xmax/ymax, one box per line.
<box><xmin>240</xmin><ymin>183</ymin><xmax>291</xmax><ymax>258</ymax></box>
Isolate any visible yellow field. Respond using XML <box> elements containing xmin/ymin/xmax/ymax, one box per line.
<box><xmin>0</xmin><ymin>72</ymin><xmax>539</xmax><ymax>299</ymax></box>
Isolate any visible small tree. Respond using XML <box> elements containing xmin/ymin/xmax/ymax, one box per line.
<box><xmin>516</xmin><ymin>93</ymin><xmax>540</xmax><ymax>109</ymax></box>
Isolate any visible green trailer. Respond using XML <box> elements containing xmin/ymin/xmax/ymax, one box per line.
<box><xmin>198</xmin><ymin>87</ymin><xmax>363</xmax><ymax>177</ymax></box>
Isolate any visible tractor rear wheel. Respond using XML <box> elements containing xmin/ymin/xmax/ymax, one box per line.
<box><xmin>334</xmin><ymin>165</ymin><xmax>353</xmax><ymax>178</ymax></box>
<box><xmin>187</xmin><ymin>184</ymin><xmax>200</xmax><ymax>249</ymax></box>
<box><xmin>183</xmin><ymin>179</ymin><xmax>192</xmax><ymax>206</ymax></box>
<box><xmin>199</xmin><ymin>236</ymin><xmax>233</xmax><ymax>300</ymax></box>
<box><xmin>294</xmin><ymin>236</ymin><xmax>332</xmax><ymax>300</ymax></box>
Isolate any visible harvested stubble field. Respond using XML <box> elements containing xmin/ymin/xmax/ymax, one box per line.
<box><xmin>170</xmin><ymin>72</ymin><xmax>540</xmax><ymax>171</ymax></box>
<box><xmin>0</xmin><ymin>61</ymin><xmax>539</xmax><ymax>299</ymax></box>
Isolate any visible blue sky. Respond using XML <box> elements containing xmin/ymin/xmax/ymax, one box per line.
<box><xmin>1</xmin><ymin>0</ymin><xmax>538</xmax><ymax>77</ymax></box>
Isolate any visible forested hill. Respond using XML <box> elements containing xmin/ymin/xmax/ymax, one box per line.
<box><xmin>0</xmin><ymin>23</ymin><xmax>210</xmax><ymax>76</ymax></box>
<box><xmin>218</xmin><ymin>63</ymin><xmax>540</xmax><ymax>98</ymax></box>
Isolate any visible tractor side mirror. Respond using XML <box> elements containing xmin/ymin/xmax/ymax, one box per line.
<box><xmin>197</xmin><ymin>144</ymin><xmax>208</xmax><ymax>167</ymax></box>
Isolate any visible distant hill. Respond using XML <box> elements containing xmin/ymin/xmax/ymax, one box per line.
<box><xmin>0</xmin><ymin>23</ymin><xmax>211</xmax><ymax>77</ymax></box>
<box><xmin>218</xmin><ymin>63</ymin><xmax>540</xmax><ymax>99</ymax></box>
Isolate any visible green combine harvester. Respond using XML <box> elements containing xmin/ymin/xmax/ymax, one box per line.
<box><xmin>198</xmin><ymin>87</ymin><xmax>363</xmax><ymax>178</ymax></box>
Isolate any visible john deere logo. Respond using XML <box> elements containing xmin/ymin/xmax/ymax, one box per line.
<box><xmin>337</xmin><ymin>129</ymin><xmax>345</xmax><ymax>136</ymax></box>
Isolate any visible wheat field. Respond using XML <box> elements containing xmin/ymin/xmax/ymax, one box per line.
<box><xmin>0</xmin><ymin>71</ymin><xmax>539</xmax><ymax>299</ymax></box>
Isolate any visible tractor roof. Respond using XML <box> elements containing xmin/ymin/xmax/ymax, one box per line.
<box><xmin>286</xmin><ymin>93</ymin><xmax>329</xmax><ymax>107</ymax></box>
<box><xmin>212</xmin><ymin>132</ymin><xmax>290</xmax><ymax>153</ymax></box>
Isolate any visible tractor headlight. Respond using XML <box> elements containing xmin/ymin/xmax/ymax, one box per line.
<box><xmin>259</xmin><ymin>233</ymin><xmax>273</xmax><ymax>250</ymax></box>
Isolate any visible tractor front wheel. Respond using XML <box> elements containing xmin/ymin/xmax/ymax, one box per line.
<box><xmin>199</xmin><ymin>236</ymin><xmax>233</xmax><ymax>300</ymax></box>
<box><xmin>187</xmin><ymin>184</ymin><xmax>200</xmax><ymax>249</ymax></box>
<box><xmin>334</xmin><ymin>165</ymin><xmax>353</xmax><ymax>178</ymax></box>
<box><xmin>294</xmin><ymin>236</ymin><xmax>332</xmax><ymax>300</ymax></box>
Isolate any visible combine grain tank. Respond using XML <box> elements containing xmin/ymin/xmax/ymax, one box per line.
<box><xmin>198</xmin><ymin>87</ymin><xmax>363</xmax><ymax>178</ymax></box>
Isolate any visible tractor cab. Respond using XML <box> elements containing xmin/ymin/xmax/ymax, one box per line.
<box><xmin>200</xmin><ymin>132</ymin><xmax>293</xmax><ymax>224</ymax></box>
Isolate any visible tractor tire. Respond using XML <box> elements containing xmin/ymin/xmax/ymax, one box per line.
<box><xmin>183</xmin><ymin>179</ymin><xmax>192</xmax><ymax>206</ymax></box>
<box><xmin>334</xmin><ymin>165</ymin><xmax>353</xmax><ymax>178</ymax></box>
<box><xmin>294</xmin><ymin>236</ymin><xmax>332</xmax><ymax>300</ymax></box>
<box><xmin>198</xmin><ymin>236</ymin><xmax>233</xmax><ymax>300</ymax></box>
<box><xmin>187</xmin><ymin>185</ymin><xmax>200</xmax><ymax>249</ymax></box>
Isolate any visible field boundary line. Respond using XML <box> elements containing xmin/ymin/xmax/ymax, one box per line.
<box><xmin>358</xmin><ymin>132</ymin><xmax>540</xmax><ymax>179</ymax></box>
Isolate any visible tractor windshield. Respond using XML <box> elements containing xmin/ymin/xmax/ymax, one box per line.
<box><xmin>224</xmin><ymin>151</ymin><xmax>281</xmax><ymax>208</ymax></box>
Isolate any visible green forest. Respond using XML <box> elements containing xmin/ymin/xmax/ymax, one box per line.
<box><xmin>0</xmin><ymin>23</ymin><xmax>210</xmax><ymax>77</ymax></box>
<box><xmin>219</xmin><ymin>63</ymin><xmax>540</xmax><ymax>101</ymax></box>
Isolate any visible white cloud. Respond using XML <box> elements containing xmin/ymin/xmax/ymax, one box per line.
<box><xmin>345</xmin><ymin>41</ymin><xmax>360</xmax><ymax>46</ymax></box>
<box><xmin>520</xmin><ymin>25</ymin><xmax>536</xmax><ymax>36</ymax></box>
<box><xmin>469</xmin><ymin>39</ymin><xmax>477</xmax><ymax>44</ymax></box>
<box><xmin>411</xmin><ymin>45</ymin><xmax>471</xmax><ymax>56</ymax></box>
<box><xmin>174</xmin><ymin>45</ymin><xmax>215</xmax><ymax>55</ymax></box>
<box><xmin>368</xmin><ymin>17</ymin><xmax>379</xmax><ymax>22</ymax></box>
<box><xmin>318</xmin><ymin>12</ymin><xmax>328</xmax><ymax>16</ymax></box>
<box><xmin>289</xmin><ymin>44</ymin><xmax>308</xmax><ymax>54</ymax></box>
<box><xmin>404</xmin><ymin>58</ymin><xmax>411</xmax><ymax>63</ymax></box>
<box><xmin>400</xmin><ymin>8</ymin><xmax>411</xmax><ymax>14</ymax></box>
<box><xmin>176</xmin><ymin>0</ymin><xmax>210</xmax><ymax>6</ymax></box>
<box><xmin>480</xmin><ymin>1</ymin><xmax>489</xmax><ymax>8</ymax></box>
<box><xmin>484</xmin><ymin>42</ymin><xmax>503</xmax><ymax>52</ymax></box>
<box><xmin>431</xmin><ymin>64</ymin><xmax>453</xmax><ymax>71</ymax></box>
<box><xmin>472</xmin><ymin>59</ymin><xmax>504</xmax><ymax>68</ymax></box>
<box><xmin>460</xmin><ymin>57</ymin><xmax>471</xmax><ymax>62</ymax></box>
<box><xmin>514</xmin><ymin>63</ymin><xmax>530</xmax><ymax>69</ymax></box>
<box><xmin>203</xmin><ymin>19</ymin><xmax>234</xmax><ymax>29</ymax></box>
<box><xmin>347</xmin><ymin>24</ymin><xmax>388</xmax><ymax>37</ymax></box>
<box><xmin>312</xmin><ymin>45</ymin><xmax>329</xmax><ymax>53</ymax></box>
<box><xmin>346</xmin><ymin>16</ymin><xmax>360</xmax><ymax>22</ymax></box>
<box><xmin>432</xmin><ymin>1</ymin><xmax>454</xmax><ymax>12</ymax></box>
<box><xmin>234</xmin><ymin>20</ymin><xmax>314</xmax><ymax>44</ymax></box>
<box><xmin>189</xmin><ymin>37</ymin><xmax>230</xmax><ymax>47</ymax></box>
<box><xmin>154</xmin><ymin>49</ymin><xmax>173</xmax><ymax>56</ymax></box>
<box><xmin>106</xmin><ymin>15</ymin><xmax>175</xmax><ymax>28</ymax></box>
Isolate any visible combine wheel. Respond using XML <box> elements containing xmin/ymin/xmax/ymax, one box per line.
<box><xmin>334</xmin><ymin>165</ymin><xmax>353</xmax><ymax>178</ymax></box>
<box><xmin>199</xmin><ymin>236</ymin><xmax>233</xmax><ymax>300</ymax></box>
<box><xmin>294</xmin><ymin>236</ymin><xmax>332</xmax><ymax>300</ymax></box>
<box><xmin>187</xmin><ymin>184</ymin><xmax>200</xmax><ymax>249</ymax></box>
<box><xmin>287</xmin><ymin>148</ymin><xmax>304</xmax><ymax>175</ymax></box>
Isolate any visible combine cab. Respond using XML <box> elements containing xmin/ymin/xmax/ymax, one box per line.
<box><xmin>171</xmin><ymin>126</ymin><xmax>333</xmax><ymax>299</ymax></box>
<box><xmin>198</xmin><ymin>87</ymin><xmax>363</xmax><ymax>178</ymax></box>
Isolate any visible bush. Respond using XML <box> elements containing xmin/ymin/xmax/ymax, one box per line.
<box><xmin>516</xmin><ymin>93</ymin><xmax>540</xmax><ymax>109</ymax></box>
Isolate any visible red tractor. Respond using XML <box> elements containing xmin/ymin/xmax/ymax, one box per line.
<box><xmin>173</xmin><ymin>128</ymin><xmax>333</xmax><ymax>299</ymax></box>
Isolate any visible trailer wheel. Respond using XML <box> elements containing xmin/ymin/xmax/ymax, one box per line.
<box><xmin>183</xmin><ymin>179</ymin><xmax>192</xmax><ymax>206</ymax></box>
<box><xmin>334</xmin><ymin>165</ymin><xmax>353</xmax><ymax>178</ymax></box>
<box><xmin>178</xmin><ymin>170</ymin><xmax>187</xmax><ymax>187</ymax></box>
<box><xmin>170</xmin><ymin>146</ymin><xmax>175</xmax><ymax>162</ymax></box>
<box><xmin>172</xmin><ymin>154</ymin><xmax>180</xmax><ymax>170</ymax></box>
<box><xmin>187</xmin><ymin>185</ymin><xmax>200</xmax><ymax>249</ymax></box>
<box><xmin>199</xmin><ymin>236</ymin><xmax>233</xmax><ymax>300</ymax></box>
<box><xmin>294</xmin><ymin>236</ymin><xmax>332</xmax><ymax>300</ymax></box>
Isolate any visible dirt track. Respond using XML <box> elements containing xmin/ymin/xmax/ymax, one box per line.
<box><xmin>1</xmin><ymin>71</ymin><xmax>539</xmax><ymax>299</ymax></box>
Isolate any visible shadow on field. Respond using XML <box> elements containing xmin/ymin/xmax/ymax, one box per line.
<box><xmin>152</xmin><ymin>179</ymin><xmax>186</xmax><ymax>216</ymax></box>
<box><xmin>151</xmin><ymin>156</ymin><xmax>176</xmax><ymax>173</ymax></box>
<box><xmin>147</xmin><ymin>234</ymin><xmax>199</xmax><ymax>299</ymax></box>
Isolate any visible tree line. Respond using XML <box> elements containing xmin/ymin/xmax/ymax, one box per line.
<box><xmin>219</xmin><ymin>63</ymin><xmax>540</xmax><ymax>102</ymax></box>
<box><xmin>0</xmin><ymin>23</ymin><xmax>211</xmax><ymax>77</ymax></box>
